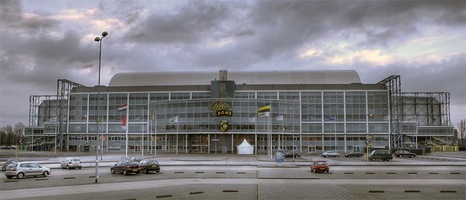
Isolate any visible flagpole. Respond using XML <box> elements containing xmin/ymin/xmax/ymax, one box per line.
<box><xmin>142</xmin><ymin>106</ymin><xmax>144</xmax><ymax>157</ymax></box>
<box><xmin>125</xmin><ymin>103</ymin><xmax>129</xmax><ymax>159</ymax></box>
<box><xmin>176</xmin><ymin>116</ymin><xmax>179</xmax><ymax>155</ymax></box>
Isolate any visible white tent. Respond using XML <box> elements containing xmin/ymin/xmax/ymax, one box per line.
<box><xmin>236</xmin><ymin>139</ymin><xmax>254</xmax><ymax>154</ymax></box>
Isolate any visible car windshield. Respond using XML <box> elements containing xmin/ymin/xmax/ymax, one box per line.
<box><xmin>317</xmin><ymin>161</ymin><xmax>327</xmax><ymax>165</ymax></box>
<box><xmin>6</xmin><ymin>164</ymin><xmax>17</xmax><ymax>169</ymax></box>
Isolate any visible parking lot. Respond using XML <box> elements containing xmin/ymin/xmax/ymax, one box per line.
<box><xmin>1</xmin><ymin>150</ymin><xmax>465</xmax><ymax>199</ymax></box>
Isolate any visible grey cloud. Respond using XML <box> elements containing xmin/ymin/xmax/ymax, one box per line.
<box><xmin>0</xmin><ymin>0</ymin><xmax>58</xmax><ymax>34</ymax></box>
<box><xmin>123</xmin><ymin>1</ymin><xmax>234</xmax><ymax>44</ymax></box>
<box><xmin>358</xmin><ymin>53</ymin><xmax>466</xmax><ymax>106</ymax></box>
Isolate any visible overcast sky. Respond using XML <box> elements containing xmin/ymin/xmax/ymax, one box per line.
<box><xmin>1</xmin><ymin>0</ymin><xmax>465</xmax><ymax>128</ymax></box>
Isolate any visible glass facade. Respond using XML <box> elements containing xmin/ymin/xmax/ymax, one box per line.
<box><xmin>66</xmin><ymin>90</ymin><xmax>390</xmax><ymax>154</ymax></box>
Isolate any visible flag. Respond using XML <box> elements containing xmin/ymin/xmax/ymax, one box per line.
<box><xmin>169</xmin><ymin>116</ymin><xmax>178</xmax><ymax>123</ymax></box>
<box><xmin>258</xmin><ymin>112</ymin><xmax>270</xmax><ymax>117</ymax></box>
<box><xmin>117</xmin><ymin>103</ymin><xmax>128</xmax><ymax>111</ymax></box>
<box><xmin>276</xmin><ymin>115</ymin><xmax>283</xmax><ymax>121</ymax></box>
<box><xmin>258</xmin><ymin>105</ymin><xmax>271</xmax><ymax>113</ymax></box>
<box><xmin>258</xmin><ymin>105</ymin><xmax>270</xmax><ymax>117</ymax></box>
<box><xmin>248</xmin><ymin>117</ymin><xmax>256</xmax><ymax>123</ymax></box>
<box><xmin>122</xmin><ymin>116</ymin><xmax>127</xmax><ymax>129</ymax></box>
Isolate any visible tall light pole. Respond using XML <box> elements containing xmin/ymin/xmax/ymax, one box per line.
<box><xmin>94</xmin><ymin>31</ymin><xmax>108</xmax><ymax>184</ymax></box>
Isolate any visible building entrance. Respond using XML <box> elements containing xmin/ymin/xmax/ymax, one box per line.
<box><xmin>189</xmin><ymin>135</ymin><xmax>209</xmax><ymax>153</ymax></box>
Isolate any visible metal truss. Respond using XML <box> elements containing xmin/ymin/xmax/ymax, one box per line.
<box><xmin>29</xmin><ymin>95</ymin><xmax>58</xmax><ymax>126</ymax></box>
<box><xmin>401</xmin><ymin>92</ymin><xmax>451</xmax><ymax>126</ymax></box>
<box><xmin>28</xmin><ymin>79</ymin><xmax>84</xmax><ymax>151</ymax></box>
<box><xmin>56</xmin><ymin>79</ymin><xmax>84</xmax><ymax>151</ymax></box>
<box><xmin>378</xmin><ymin>75</ymin><xmax>403</xmax><ymax>149</ymax></box>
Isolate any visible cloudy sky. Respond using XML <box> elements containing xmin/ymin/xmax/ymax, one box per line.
<box><xmin>1</xmin><ymin>0</ymin><xmax>465</xmax><ymax>128</ymax></box>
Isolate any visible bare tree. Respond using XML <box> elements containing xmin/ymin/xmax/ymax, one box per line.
<box><xmin>4</xmin><ymin>125</ymin><xmax>14</xmax><ymax>145</ymax></box>
<box><xmin>14</xmin><ymin>122</ymin><xmax>25</xmax><ymax>145</ymax></box>
<box><xmin>0</xmin><ymin>127</ymin><xmax>6</xmax><ymax>145</ymax></box>
<box><xmin>458</xmin><ymin>119</ymin><xmax>466</xmax><ymax>145</ymax></box>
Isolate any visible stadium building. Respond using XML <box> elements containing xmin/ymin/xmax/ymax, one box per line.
<box><xmin>25</xmin><ymin>70</ymin><xmax>454</xmax><ymax>155</ymax></box>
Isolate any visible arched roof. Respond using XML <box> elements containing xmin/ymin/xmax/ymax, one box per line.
<box><xmin>108</xmin><ymin>70</ymin><xmax>361</xmax><ymax>86</ymax></box>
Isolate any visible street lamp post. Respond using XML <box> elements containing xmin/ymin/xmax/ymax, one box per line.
<box><xmin>94</xmin><ymin>31</ymin><xmax>108</xmax><ymax>184</ymax></box>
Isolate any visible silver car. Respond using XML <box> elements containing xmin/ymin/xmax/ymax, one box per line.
<box><xmin>4</xmin><ymin>162</ymin><xmax>51</xmax><ymax>179</ymax></box>
<box><xmin>61</xmin><ymin>157</ymin><xmax>82</xmax><ymax>169</ymax></box>
<box><xmin>321</xmin><ymin>151</ymin><xmax>341</xmax><ymax>157</ymax></box>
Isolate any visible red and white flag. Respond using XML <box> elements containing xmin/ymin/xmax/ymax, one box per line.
<box><xmin>122</xmin><ymin>116</ymin><xmax>127</xmax><ymax>129</ymax></box>
<box><xmin>117</xmin><ymin>103</ymin><xmax>128</xmax><ymax>111</ymax></box>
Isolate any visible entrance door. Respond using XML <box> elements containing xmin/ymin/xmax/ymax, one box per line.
<box><xmin>353</xmin><ymin>146</ymin><xmax>362</xmax><ymax>152</ymax></box>
<box><xmin>134</xmin><ymin>145</ymin><xmax>141</xmax><ymax>152</ymax></box>
<box><xmin>308</xmin><ymin>146</ymin><xmax>316</xmax><ymax>153</ymax></box>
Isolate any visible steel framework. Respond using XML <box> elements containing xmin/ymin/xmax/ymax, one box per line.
<box><xmin>56</xmin><ymin>79</ymin><xmax>84</xmax><ymax>151</ymax></box>
<box><xmin>377</xmin><ymin>75</ymin><xmax>403</xmax><ymax>149</ymax></box>
<box><xmin>401</xmin><ymin>92</ymin><xmax>451</xmax><ymax>126</ymax></box>
<box><xmin>28</xmin><ymin>79</ymin><xmax>84</xmax><ymax>151</ymax></box>
<box><xmin>29</xmin><ymin>95</ymin><xmax>58</xmax><ymax>126</ymax></box>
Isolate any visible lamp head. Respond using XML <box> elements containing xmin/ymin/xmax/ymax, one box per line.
<box><xmin>102</xmin><ymin>31</ymin><xmax>108</xmax><ymax>37</ymax></box>
<box><xmin>94</xmin><ymin>37</ymin><xmax>101</xmax><ymax>42</ymax></box>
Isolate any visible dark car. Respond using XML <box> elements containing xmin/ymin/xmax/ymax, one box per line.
<box><xmin>110</xmin><ymin>161</ymin><xmax>140</xmax><ymax>175</ymax></box>
<box><xmin>310</xmin><ymin>160</ymin><xmax>329</xmax><ymax>173</ymax></box>
<box><xmin>283</xmin><ymin>150</ymin><xmax>301</xmax><ymax>158</ymax></box>
<box><xmin>344</xmin><ymin>151</ymin><xmax>364</xmax><ymax>157</ymax></box>
<box><xmin>2</xmin><ymin>159</ymin><xmax>18</xmax><ymax>171</ymax></box>
<box><xmin>139</xmin><ymin>160</ymin><xmax>160</xmax><ymax>174</ymax></box>
<box><xmin>368</xmin><ymin>150</ymin><xmax>393</xmax><ymax>161</ymax></box>
<box><xmin>394</xmin><ymin>150</ymin><xmax>416</xmax><ymax>158</ymax></box>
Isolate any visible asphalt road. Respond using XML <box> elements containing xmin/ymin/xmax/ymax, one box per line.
<box><xmin>1</xmin><ymin>165</ymin><xmax>465</xmax><ymax>200</ymax></box>
<box><xmin>1</xmin><ymin>150</ymin><xmax>465</xmax><ymax>199</ymax></box>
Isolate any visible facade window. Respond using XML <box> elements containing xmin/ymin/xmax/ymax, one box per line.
<box><xmin>345</xmin><ymin>92</ymin><xmax>367</xmax><ymax>122</ymax></box>
<box><xmin>367</xmin><ymin>92</ymin><xmax>389</xmax><ymax>121</ymax></box>
<box><xmin>323</xmin><ymin>91</ymin><xmax>344</xmax><ymax>121</ymax></box>
<box><xmin>69</xmin><ymin>94</ymin><xmax>88</xmax><ymax>122</ymax></box>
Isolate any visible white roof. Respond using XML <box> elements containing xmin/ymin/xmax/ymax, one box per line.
<box><xmin>237</xmin><ymin>139</ymin><xmax>253</xmax><ymax>147</ymax></box>
<box><xmin>108</xmin><ymin>70</ymin><xmax>361</xmax><ymax>86</ymax></box>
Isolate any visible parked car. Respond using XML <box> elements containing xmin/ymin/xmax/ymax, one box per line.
<box><xmin>368</xmin><ymin>150</ymin><xmax>393</xmax><ymax>161</ymax></box>
<box><xmin>283</xmin><ymin>150</ymin><xmax>301</xmax><ymax>158</ymax></box>
<box><xmin>110</xmin><ymin>161</ymin><xmax>140</xmax><ymax>175</ymax></box>
<box><xmin>394</xmin><ymin>150</ymin><xmax>416</xmax><ymax>158</ymax></box>
<box><xmin>2</xmin><ymin>159</ymin><xmax>17</xmax><ymax>171</ymax></box>
<box><xmin>310</xmin><ymin>160</ymin><xmax>329</xmax><ymax>173</ymax></box>
<box><xmin>61</xmin><ymin>157</ymin><xmax>82</xmax><ymax>169</ymax></box>
<box><xmin>344</xmin><ymin>151</ymin><xmax>364</xmax><ymax>157</ymax></box>
<box><xmin>129</xmin><ymin>157</ymin><xmax>144</xmax><ymax>162</ymax></box>
<box><xmin>321</xmin><ymin>151</ymin><xmax>340</xmax><ymax>157</ymax></box>
<box><xmin>0</xmin><ymin>146</ymin><xmax>16</xmax><ymax>149</ymax></box>
<box><xmin>139</xmin><ymin>160</ymin><xmax>160</xmax><ymax>174</ymax></box>
<box><xmin>4</xmin><ymin>162</ymin><xmax>51</xmax><ymax>179</ymax></box>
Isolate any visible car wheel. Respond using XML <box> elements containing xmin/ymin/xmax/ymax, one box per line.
<box><xmin>79</xmin><ymin>167</ymin><xmax>82</xmax><ymax>169</ymax></box>
<box><xmin>410</xmin><ymin>155</ymin><xmax>414</xmax><ymax>158</ymax></box>
<box><xmin>17</xmin><ymin>172</ymin><xmax>25</xmax><ymax>179</ymax></box>
<box><xmin>123</xmin><ymin>169</ymin><xmax>127</xmax><ymax>176</ymax></box>
<box><xmin>111</xmin><ymin>168</ymin><xmax>115</xmax><ymax>174</ymax></box>
<box><xmin>43</xmin><ymin>171</ymin><xmax>49</xmax><ymax>177</ymax></box>
<box><xmin>6</xmin><ymin>176</ymin><xmax>13</xmax><ymax>179</ymax></box>
<box><xmin>144</xmin><ymin>169</ymin><xmax>148</xmax><ymax>174</ymax></box>
<box><xmin>326</xmin><ymin>170</ymin><xmax>329</xmax><ymax>173</ymax></box>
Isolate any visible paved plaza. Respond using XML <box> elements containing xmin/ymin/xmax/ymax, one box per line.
<box><xmin>1</xmin><ymin>150</ymin><xmax>465</xmax><ymax>199</ymax></box>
